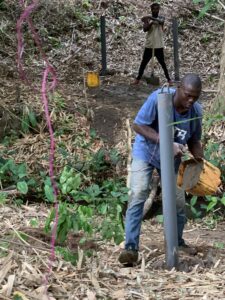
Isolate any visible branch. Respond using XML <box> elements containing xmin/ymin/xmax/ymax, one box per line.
<box><xmin>205</xmin><ymin>11</ymin><xmax>224</xmax><ymax>23</ymax></box>
<box><xmin>218</xmin><ymin>0</ymin><xmax>225</xmax><ymax>10</ymax></box>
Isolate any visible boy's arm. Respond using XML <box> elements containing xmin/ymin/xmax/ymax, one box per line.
<box><xmin>141</xmin><ymin>15</ymin><xmax>165</xmax><ymax>25</ymax></box>
<box><xmin>142</xmin><ymin>20</ymin><xmax>154</xmax><ymax>32</ymax></box>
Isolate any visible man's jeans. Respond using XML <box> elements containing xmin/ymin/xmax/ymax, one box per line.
<box><xmin>125</xmin><ymin>159</ymin><xmax>186</xmax><ymax>250</ymax></box>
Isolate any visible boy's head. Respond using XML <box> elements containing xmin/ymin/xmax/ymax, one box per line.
<box><xmin>151</xmin><ymin>3</ymin><xmax>160</xmax><ymax>17</ymax></box>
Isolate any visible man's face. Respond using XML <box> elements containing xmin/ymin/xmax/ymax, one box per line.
<box><xmin>178</xmin><ymin>84</ymin><xmax>201</xmax><ymax>111</ymax></box>
<box><xmin>151</xmin><ymin>6</ymin><xmax>160</xmax><ymax>17</ymax></box>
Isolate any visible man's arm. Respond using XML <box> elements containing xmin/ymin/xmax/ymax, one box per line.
<box><xmin>133</xmin><ymin>124</ymin><xmax>185</xmax><ymax>157</ymax></box>
<box><xmin>133</xmin><ymin>124</ymin><xmax>159</xmax><ymax>143</ymax></box>
<box><xmin>187</xmin><ymin>140</ymin><xmax>204</xmax><ymax>158</ymax></box>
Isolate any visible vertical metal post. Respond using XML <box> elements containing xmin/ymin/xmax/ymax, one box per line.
<box><xmin>100</xmin><ymin>15</ymin><xmax>107</xmax><ymax>76</ymax></box>
<box><xmin>157</xmin><ymin>91</ymin><xmax>179</xmax><ymax>270</ymax></box>
<box><xmin>172</xmin><ymin>18</ymin><xmax>180</xmax><ymax>82</ymax></box>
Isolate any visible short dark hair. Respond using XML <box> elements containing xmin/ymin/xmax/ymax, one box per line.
<box><xmin>151</xmin><ymin>3</ymin><xmax>160</xmax><ymax>9</ymax></box>
<box><xmin>181</xmin><ymin>73</ymin><xmax>202</xmax><ymax>90</ymax></box>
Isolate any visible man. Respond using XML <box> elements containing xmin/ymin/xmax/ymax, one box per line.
<box><xmin>134</xmin><ymin>3</ymin><xmax>171</xmax><ymax>85</ymax></box>
<box><xmin>119</xmin><ymin>73</ymin><xmax>203</xmax><ymax>265</ymax></box>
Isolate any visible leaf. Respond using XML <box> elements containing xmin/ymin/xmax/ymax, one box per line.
<box><xmin>190</xmin><ymin>196</ymin><xmax>197</xmax><ymax>207</ymax></box>
<box><xmin>45</xmin><ymin>208</ymin><xmax>55</xmax><ymax>232</ymax></box>
<box><xmin>85</xmin><ymin>184</ymin><xmax>101</xmax><ymax>197</ymax></box>
<box><xmin>214</xmin><ymin>242</ymin><xmax>224</xmax><ymax>249</ymax></box>
<box><xmin>28</xmin><ymin>111</ymin><xmax>37</xmax><ymax>127</ymax></box>
<box><xmin>13</xmin><ymin>291</ymin><xmax>29</xmax><ymax>300</ymax></box>
<box><xmin>21</xmin><ymin>114</ymin><xmax>30</xmax><ymax>133</ymax></box>
<box><xmin>44</xmin><ymin>184</ymin><xmax>54</xmax><ymax>202</ymax></box>
<box><xmin>90</xmin><ymin>128</ymin><xmax>97</xmax><ymax>139</ymax></box>
<box><xmin>17</xmin><ymin>164</ymin><xmax>27</xmax><ymax>179</ymax></box>
<box><xmin>61</xmin><ymin>183</ymin><xmax>67</xmax><ymax>194</ymax></box>
<box><xmin>17</xmin><ymin>181</ymin><xmax>28</xmax><ymax>194</ymax></box>
<box><xmin>72</xmin><ymin>175</ymin><xmax>81</xmax><ymax>190</ymax></box>
<box><xmin>220</xmin><ymin>197</ymin><xmax>225</xmax><ymax>206</ymax></box>
<box><xmin>116</xmin><ymin>204</ymin><xmax>122</xmax><ymax>213</ymax></box>
<box><xmin>98</xmin><ymin>203</ymin><xmax>108</xmax><ymax>214</ymax></box>
<box><xmin>156</xmin><ymin>214</ymin><xmax>164</xmax><ymax>223</ymax></box>
<box><xmin>206</xmin><ymin>199</ymin><xmax>217</xmax><ymax>212</ymax></box>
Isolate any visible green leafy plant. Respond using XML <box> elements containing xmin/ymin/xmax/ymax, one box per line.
<box><xmin>45</xmin><ymin>174</ymin><xmax>128</xmax><ymax>246</ymax></box>
<box><xmin>30</xmin><ymin>218</ymin><xmax>39</xmax><ymax>228</ymax></box>
<box><xmin>59</xmin><ymin>166</ymin><xmax>81</xmax><ymax>195</ymax></box>
<box><xmin>44</xmin><ymin>177</ymin><xmax>55</xmax><ymax>202</ymax></box>
<box><xmin>82</xmin><ymin>0</ymin><xmax>92</xmax><ymax>9</ymax></box>
<box><xmin>45</xmin><ymin>202</ymin><xmax>93</xmax><ymax>243</ymax></box>
<box><xmin>201</xmin><ymin>194</ymin><xmax>225</xmax><ymax>212</ymax></box>
<box><xmin>214</xmin><ymin>242</ymin><xmax>225</xmax><ymax>249</ymax></box>
<box><xmin>193</xmin><ymin>0</ymin><xmax>218</xmax><ymax>17</ymax></box>
<box><xmin>0</xmin><ymin>241</ymin><xmax>9</xmax><ymax>258</ymax></box>
<box><xmin>74</xmin><ymin>8</ymin><xmax>99</xmax><ymax>28</ymax></box>
<box><xmin>55</xmin><ymin>246</ymin><xmax>78</xmax><ymax>265</ymax></box>
<box><xmin>21</xmin><ymin>107</ymin><xmax>38</xmax><ymax>133</ymax></box>
<box><xmin>0</xmin><ymin>192</ymin><xmax>7</xmax><ymax>205</ymax></box>
<box><xmin>0</xmin><ymin>158</ymin><xmax>32</xmax><ymax>194</ymax></box>
<box><xmin>188</xmin><ymin>195</ymin><xmax>202</xmax><ymax>218</ymax></box>
<box><xmin>156</xmin><ymin>214</ymin><xmax>164</xmax><ymax>224</ymax></box>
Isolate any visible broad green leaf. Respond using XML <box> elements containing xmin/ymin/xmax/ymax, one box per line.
<box><xmin>214</xmin><ymin>242</ymin><xmax>224</xmax><ymax>249</ymax></box>
<box><xmin>28</xmin><ymin>111</ymin><xmax>37</xmax><ymax>127</ymax></box>
<box><xmin>18</xmin><ymin>164</ymin><xmax>27</xmax><ymax>179</ymax></box>
<box><xmin>61</xmin><ymin>184</ymin><xmax>67</xmax><ymax>194</ymax></box>
<box><xmin>98</xmin><ymin>203</ymin><xmax>108</xmax><ymax>214</ymax></box>
<box><xmin>17</xmin><ymin>181</ymin><xmax>28</xmax><ymax>194</ymax></box>
<box><xmin>206</xmin><ymin>200</ymin><xmax>217</xmax><ymax>212</ymax></box>
<box><xmin>156</xmin><ymin>214</ymin><xmax>164</xmax><ymax>223</ymax></box>
<box><xmin>44</xmin><ymin>184</ymin><xmax>54</xmax><ymax>202</ymax></box>
<box><xmin>190</xmin><ymin>196</ymin><xmax>198</xmax><ymax>207</ymax></box>
<box><xmin>220</xmin><ymin>197</ymin><xmax>225</xmax><ymax>206</ymax></box>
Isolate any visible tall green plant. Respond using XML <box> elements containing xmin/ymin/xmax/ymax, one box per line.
<box><xmin>193</xmin><ymin>0</ymin><xmax>218</xmax><ymax>17</ymax></box>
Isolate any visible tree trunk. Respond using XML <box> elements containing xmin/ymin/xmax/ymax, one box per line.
<box><xmin>213</xmin><ymin>24</ymin><xmax>225</xmax><ymax>115</ymax></box>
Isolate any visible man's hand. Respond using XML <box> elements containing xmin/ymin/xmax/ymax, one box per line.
<box><xmin>173</xmin><ymin>143</ymin><xmax>186</xmax><ymax>157</ymax></box>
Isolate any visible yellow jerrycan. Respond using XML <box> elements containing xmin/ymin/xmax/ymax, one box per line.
<box><xmin>86</xmin><ymin>71</ymin><xmax>100</xmax><ymax>88</ymax></box>
<box><xmin>177</xmin><ymin>158</ymin><xmax>221</xmax><ymax>196</ymax></box>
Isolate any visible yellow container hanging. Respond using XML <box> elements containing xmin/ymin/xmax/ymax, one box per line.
<box><xmin>177</xmin><ymin>158</ymin><xmax>221</xmax><ymax>196</ymax></box>
<box><xmin>86</xmin><ymin>71</ymin><xmax>100</xmax><ymax>88</ymax></box>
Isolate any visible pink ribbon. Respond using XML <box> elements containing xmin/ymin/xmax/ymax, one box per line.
<box><xmin>16</xmin><ymin>0</ymin><xmax>59</xmax><ymax>295</ymax></box>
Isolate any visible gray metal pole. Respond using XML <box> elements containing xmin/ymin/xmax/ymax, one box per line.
<box><xmin>172</xmin><ymin>18</ymin><xmax>180</xmax><ymax>82</ymax></box>
<box><xmin>157</xmin><ymin>90</ymin><xmax>179</xmax><ymax>270</ymax></box>
<box><xmin>100</xmin><ymin>15</ymin><xmax>107</xmax><ymax>76</ymax></box>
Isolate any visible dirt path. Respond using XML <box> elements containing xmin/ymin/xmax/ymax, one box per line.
<box><xmin>88</xmin><ymin>75</ymin><xmax>156</xmax><ymax>145</ymax></box>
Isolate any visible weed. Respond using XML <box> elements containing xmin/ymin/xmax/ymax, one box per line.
<box><xmin>193</xmin><ymin>0</ymin><xmax>217</xmax><ymax>17</ymax></box>
<box><xmin>156</xmin><ymin>214</ymin><xmax>164</xmax><ymax>224</ymax></box>
<box><xmin>21</xmin><ymin>107</ymin><xmax>38</xmax><ymax>134</ymax></box>
<box><xmin>214</xmin><ymin>242</ymin><xmax>225</xmax><ymax>249</ymax></box>
<box><xmin>30</xmin><ymin>218</ymin><xmax>39</xmax><ymax>228</ymax></box>
<box><xmin>74</xmin><ymin>7</ymin><xmax>99</xmax><ymax>29</ymax></box>
<box><xmin>45</xmin><ymin>174</ymin><xmax>128</xmax><ymax>246</ymax></box>
<box><xmin>55</xmin><ymin>246</ymin><xmax>78</xmax><ymax>265</ymax></box>
<box><xmin>0</xmin><ymin>192</ymin><xmax>7</xmax><ymax>205</ymax></box>
<box><xmin>187</xmin><ymin>196</ymin><xmax>202</xmax><ymax>219</ymax></box>
<box><xmin>0</xmin><ymin>242</ymin><xmax>9</xmax><ymax>258</ymax></box>
<box><xmin>14</xmin><ymin>198</ymin><xmax>23</xmax><ymax>207</ymax></box>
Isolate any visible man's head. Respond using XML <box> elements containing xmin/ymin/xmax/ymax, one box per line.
<box><xmin>151</xmin><ymin>3</ymin><xmax>160</xmax><ymax>17</ymax></box>
<box><xmin>176</xmin><ymin>73</ymin><xmax>202</xmax><ymax>112</ymax></box>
